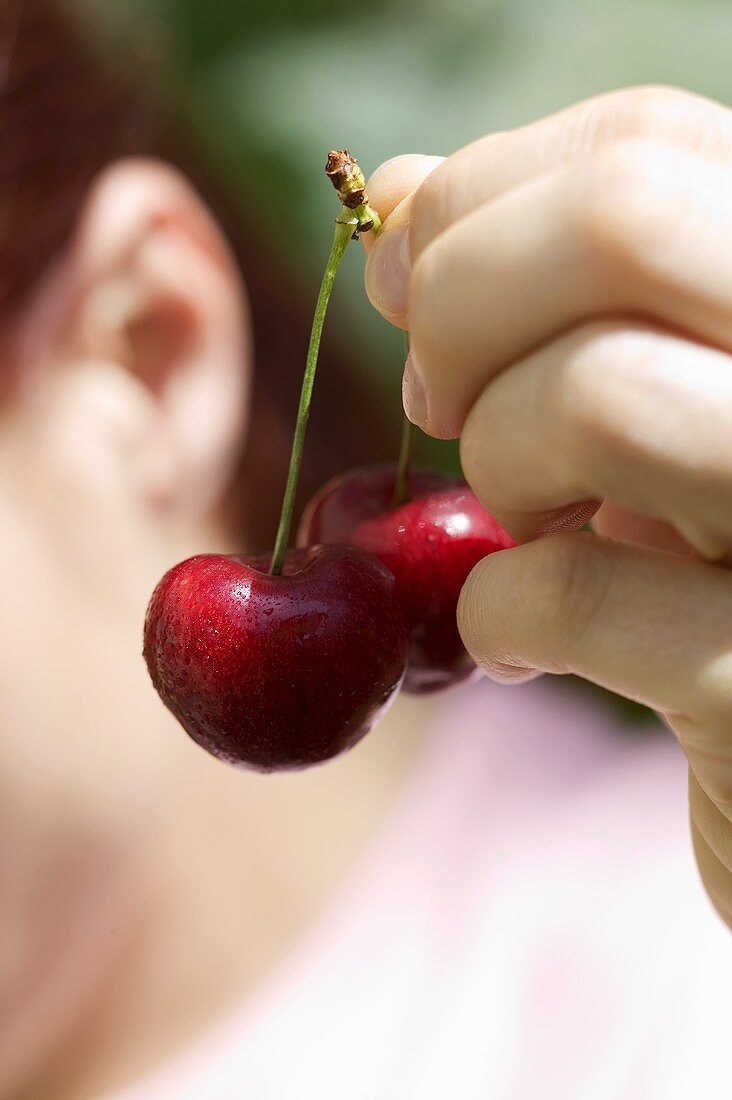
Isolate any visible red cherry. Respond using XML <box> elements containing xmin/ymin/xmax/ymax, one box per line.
<box><xmin>143</xmin><ymin>545</ymin><xmax>409</xmax><ymax>771</ymax></box>
<box><xmin>299</xmin><ymin>464</ymin><xmax>515</xmax><ymax>694</ymax></box>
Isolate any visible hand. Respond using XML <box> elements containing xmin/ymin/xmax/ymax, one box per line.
<box><xmin>364</xmin><ymin>86</ymin><xmax>732</xmax><ymax>929</ymax></box>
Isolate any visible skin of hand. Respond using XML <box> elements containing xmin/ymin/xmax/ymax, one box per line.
<box><xmin>363</xmin><ymin>86</ymin><xmax>732</xmax><ymax>930</ymax></box>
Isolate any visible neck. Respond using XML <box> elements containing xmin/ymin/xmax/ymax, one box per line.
<box><xmin>19</xmin><ymin>691</ymin><xmax>425</xmax><ymax>1100</ymax></box>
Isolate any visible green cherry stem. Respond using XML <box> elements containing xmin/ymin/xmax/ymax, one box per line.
<box><xmin>269</xmin><ymin>213</ymin><xmax>356</xmax><ymax>575</ymax></box>
<box><xmin>393</xmin><ymin>331</ymin><xmax>414</xmax><ymax>507</ymax></box>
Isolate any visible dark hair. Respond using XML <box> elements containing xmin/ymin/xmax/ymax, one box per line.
<box><xmin>0</xmin><ymin>0</ymin><xmax>389</xmax><ymax>546</ymax></box>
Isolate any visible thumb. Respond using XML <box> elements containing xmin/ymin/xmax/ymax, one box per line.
<box><xmin>363</xmin><ymin>154</ymin><xmax>443</xmax><ymax>326</ymax></box>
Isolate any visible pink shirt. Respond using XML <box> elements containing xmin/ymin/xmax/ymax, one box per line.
<box><xmin>106</xmin><ymin>680</ymin><xmax>732</xmax><ymax>1099</ymax></box>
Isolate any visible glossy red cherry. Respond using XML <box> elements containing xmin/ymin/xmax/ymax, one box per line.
<box><xmin>298</xmin><ymin>464</ymin><xmax>515</xmax><ymax>694</ymax></box>
<box><xmin>144</xmin><ymin>545</ymin><xmax>409</xmax><ymax>771</ymax></box>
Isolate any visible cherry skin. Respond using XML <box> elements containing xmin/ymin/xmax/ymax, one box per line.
<box><xmin>143</xmin><ymin>545</ymin><xmax>409</xmax><ymax>771</ymax></box>
<box><xmin>298</xmin><ymin>464</ymin><xmax>515</xmax><ymax>694</ymax></box>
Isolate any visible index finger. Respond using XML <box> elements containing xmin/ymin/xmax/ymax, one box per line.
<box><xmin>408</xmin><ymin>85</ymin><xmax>732</xmax><ymax>260</ymax></box>
<box><xmin>363</xmin><ymin>87</ymin><xmax>732</xmax><ymax>332</ymax></box>
<box><xmin>361</xmin><ymin>154</ymin><xmax>444</xmax><ymax>255</ymax></box>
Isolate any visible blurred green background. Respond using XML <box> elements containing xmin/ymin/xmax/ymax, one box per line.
<box><xmin>79</xmin><ymin>0</ymin><xmax>732</xmax><ymax>724</ymax></box>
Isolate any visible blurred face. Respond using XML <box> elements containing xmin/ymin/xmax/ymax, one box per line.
<box><xmin>0</xmin><ymin>150</ymin><xmax>253</xmax><ymax>1087</ymax></box>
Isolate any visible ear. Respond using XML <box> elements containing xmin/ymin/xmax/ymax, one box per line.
<box><xmin>50</xmin><ymin>158</ymin><xmax>250</xmax><ymax>522</ymax></box>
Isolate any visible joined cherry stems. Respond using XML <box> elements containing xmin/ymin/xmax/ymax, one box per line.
<box><xmin>269</xmin><ymin>155</ymin><xmax>380</xmax><ymax>576</ymax></box>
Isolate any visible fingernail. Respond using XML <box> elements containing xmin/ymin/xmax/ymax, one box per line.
<box><xmin>402</xmin><ymin>352</ymin><xmax>427</xmax><ymax>427</ymax></box>
<box><xmin>365</xmin><ymin>223</ymin><xmax>411</xmax><ymax>318</ymax></box>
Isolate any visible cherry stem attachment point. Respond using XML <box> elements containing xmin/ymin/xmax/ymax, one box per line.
<box><xmin>269</xmin><ymin>213</ymin><xmax>356</xmax><ymax>575</ymax></box>
<box><xmin>393</xmin><ymin>331</ymin><xmax>414</xmax><ymax>507</ymax></box>
<box><xmin>325</xmin><ymin>149</ymin><xmax>381</xmax><ymax>236</ymax></box>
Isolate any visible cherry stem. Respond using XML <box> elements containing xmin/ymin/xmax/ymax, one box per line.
<box><xmin>269</xmin><ymin>214</ymin><xmax>356</xmax><ymax>575</ymax></box>
<box><xmin>393</xmin><ymin>331</ymin><xmax>414</xmax><ymax>506</ymax></box>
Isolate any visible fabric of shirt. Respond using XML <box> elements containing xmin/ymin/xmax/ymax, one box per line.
<box><xmin>106</xmin><ymin>679</ymin><xmax>732</xmax><ymax>1100</ymax></box>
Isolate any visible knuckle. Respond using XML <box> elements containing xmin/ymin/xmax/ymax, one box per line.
<box><xmin>556</xmin><ymin>326</ymin><xmax>616</xmax><ymax>435</ymax></box>
<box><xmin>536</xmin><ymin>533</ymin><xmax>614</xmax><ymax>647</ymax></box>
<box><xmin>607</xmin><ymin>84</ymin><xmax>732</xmax><ymax>156</ymax></box>
<box><xmin>556</xmin><ymin>324</ymin><xmax>655</xmax><ymax>461</ymax></box>
<box><xmin>577</xmin><ymin>141</ymin><xmax>680</xmax><ymax>277</ymax></box>
<box><xmin>608</xmin><ymin>84</ymin><xmax>698</xmax><ymax>139</ymax></box>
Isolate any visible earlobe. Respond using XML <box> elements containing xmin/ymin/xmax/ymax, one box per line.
<box><xmin>60</xmin><ymin>158</ymin><xmax>250</xmax><ymax>522</ymax></box>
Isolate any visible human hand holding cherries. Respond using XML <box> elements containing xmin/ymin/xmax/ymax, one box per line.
<box><xmin>145</xmin><ymin>86</ymin><xmax>732</xmax><ymax>928</ymax></box>
<box><xmin>363</xmin><ymin>86</ymin><xmax>732</xmax><ymax>928</ymax></box>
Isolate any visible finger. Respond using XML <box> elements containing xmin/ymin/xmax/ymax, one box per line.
<box><xmin>691</xmin><ymin>820</ymin><xmax>732</xmax><ymax>929</ymax></box>
<box><xmin>365</xmin><ymin>87</ymin><xmax>732</xmax><ymax>326</ymax></box>
<box><xmin>408</xmin><ymin>142</ymin><xmax>732</xmax><ymax>438</ymax></box>
<box><xmin>363</xmin><ymin>157</ymin><xmax>444</xmax><ymax>327</ymax></box>
<box><xmin>361</xmin><ymin>154</ymin><xmax>444</xmax><ymax>256</ymax></box>
<box><xmin>456</xmin><ymin>532</ymin><xmax>732</xmax><ymax>723</ymax></box>
<box><xmin>689</xmin><ymin>770</ymin><xmax>732</xmax><ymax>873</ymax></box>
<box><xmin>363</xmin><ymin>194</ymin><xmax>412</xmax><ymax>328</ymax></box>
<box><xmin>459</xmin><ymin>322</ymin><xmax>732</xmax><ymax>556</ymax></box>
<box><xmin>409</xmin><ymin>85</ymin><xmax>732</xmax><ymax>259</ymax></box>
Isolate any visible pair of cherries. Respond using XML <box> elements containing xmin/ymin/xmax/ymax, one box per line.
<box><xmin>143</xmin><ymin>150</ymin><xmax>514</xmax><ymax>771</ymax></box>
<box><xmin>144</xmin><ymin>464</ymin><xmax>513</xmax><ymax>770</ymax></box>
